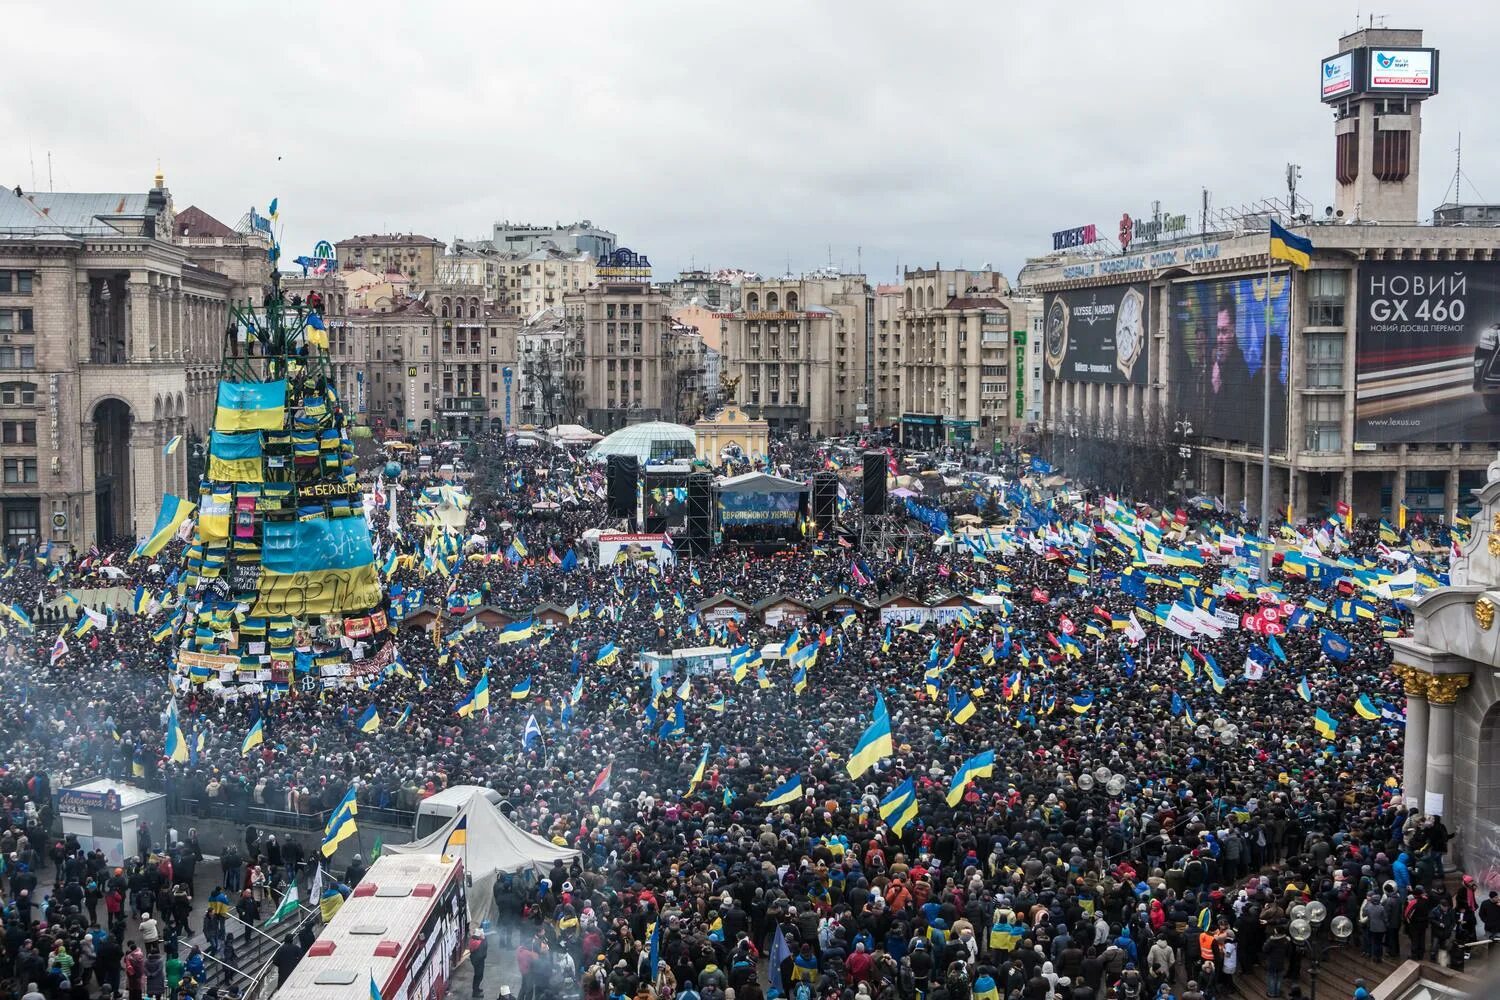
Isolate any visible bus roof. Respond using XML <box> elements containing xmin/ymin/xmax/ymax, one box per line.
<box><xmin>273</xmin><ymin>854</ymin><xmax>463</xmax><ymax>1000</ymax></box>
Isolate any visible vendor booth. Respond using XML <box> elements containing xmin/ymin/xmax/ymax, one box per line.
<box><xmin>57</xmin><ymin>779</ymin><xmax>166</xmax><ymax>867</ymax></box>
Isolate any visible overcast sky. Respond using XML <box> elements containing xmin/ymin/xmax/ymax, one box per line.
<box><xmin>5</xmin><ymin>2</ymin><xmax>1497</xmax><ymax>284</ymax></box>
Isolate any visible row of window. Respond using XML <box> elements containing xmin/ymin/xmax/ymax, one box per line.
<box><xmin>605</xmin><ymin>304</ymin><xmax>646</xmax><ymax>319</ymax></box>
<box><xmin>0</xmin><ymin>272</ymin><xmax>34</xmax><ymax>295</ymax></box>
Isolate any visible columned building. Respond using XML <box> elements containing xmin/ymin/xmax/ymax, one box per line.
<box><xmin>0</xmin><ymin>175</ymin><xmax>268</xmax><ymax>555</ymax></box>
<box><xmin>564</xmin><ymin>280</ymin><xmax>675</xmax><ymax>431</ymax></box>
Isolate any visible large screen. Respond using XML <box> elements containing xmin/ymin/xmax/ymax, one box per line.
<box><xmin>1320</xmin><ymin>51</ymin><xmax>1356</xmax><ymax>100</ymax></box>
<box><xmin>1169</xmin><ymin>274</ymin><xmax>1291</xmax><ymax>449</ymax></box>
<box><xmin>1042</xmin><ymin>283</ymin><xmax>1149</xmax><ymax>384</ymax></box>
<box><xmin>1355</xmin><ymin>261</ymin><xmax>1500</xmax><ymax>444</ymax></box>
<box><xmin>1368</xmin><ymin>48</ymin><xmax>1437</xmax><ymax>93</ymax></box>
<box><xmin>718</xmin><ymin>491</ymin><xmax>801</xmax><ymax>525</ymax></box>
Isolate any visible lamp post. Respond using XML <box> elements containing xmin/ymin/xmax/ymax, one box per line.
<box><xmin>1288</xmin><ymin>901</ymin><xmax>1353</xmax><ymax>1000</ymax></box>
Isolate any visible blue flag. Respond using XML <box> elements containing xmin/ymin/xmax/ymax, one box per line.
<box><xmin>1319</xmin><ymin>628</ymin><xmax>1352</xmax><ymax>662</ymax></box>
<box><xmin>1268</xmin><ymin>634</ymin><xmax>1287</xmax><ymax>663</ymax></box>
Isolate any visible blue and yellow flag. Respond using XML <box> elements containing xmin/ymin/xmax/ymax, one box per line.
<box><xmin>442</xmin><ymin>814</ymin><xmax>468</xmax><ymax>857</ymax></box>
<box><xmin>473</xmin><ymin>672</ymin><xmax>491</xmax><ymax>712</ymax></box>
<box><xmin>207</xmin><ymin>430</ymin><xmax>264</xmax><ymax>483</ymax></box>
<box><xmin>1297</xmin><ymin>676</ymin><xmax>1313</xmax><ymax>702</ymax></box>
<box><xmin>1313</xmin><ymin>707</ymin><xmax>1339</xmax><ymax>740</ymax></box>
<box><xmin>131</xmin><ymin>494</ymin><xmax>197</xmax><ymax>560</ymax></box>
<box><xmin>164</xmin><ymin>699</ymin><xmax>189</xmax><ymax>764</ymax></box>
<box><xmin>758</xmin><ymin>774</ymin><xmax>804</xmax><ymax>808</ymax></box>
<box><xmin>1354</xmin><ymin>693</ymin><xmax>1380</xmax><ymax>721</ymax></box>
<box><xmin>879</xmin><ymin>777</ymin><xmax>919</xmax><ymax>834</ymax></box>
<box><xmin>596</xmin><ymin>642</ymin><xmax>620</xmax><ymax>666</ymax></box>
<box><xmin>687</xmin><ymin>745</ymin><xmax>710</xmax><ymax>797</ymax></box>
<box><xmin>497</xmin><ymin>619</ymin><xmax>535</xmax><ymax>644</ymax></box>
<box><xmin>321</xmin><ymin>786</ymin><xmax>359</xmax><ymax>857</ymax></box>
<box><xmin>948</xmin><ymin>687</ymin><xmax>978</xmax><ymax>725</ymax></box>
<box><xmin>356</xmin><ymin>705</ymin><xmax>380</xmax><ymax>733</ymax></box>
<box><xmin>946</xmin><ymin>749</ymin><xmax>995</xmax><ymax>806</ymax></box>
<box><xmin>846</xmin><ymin>711</ymin><xmax>893</xmax><ymax>778</ymax></box>
<box><xmin>241</xmin><ymin>718</ymin><xmax>264</xmax><ymax>756</ymax></box>
<box><xmin>510</xmin><ymin>676</ymin><xmax>531</xmax><ymax>700</ymax></box>
<box><xmin>215</xmin><ymin>380</ymin><xmax>287</xmax><ymax>432</ymax></box>
<box><xmin>1269</xmin><ymin>220</ymin><xmax>1313</xmax><ymax>270</ymax></box>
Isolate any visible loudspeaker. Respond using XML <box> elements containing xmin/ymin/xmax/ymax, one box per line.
<box><xmin>811</xmin><ymin>472</ymin><xmax>837</xmax><ymax>528</ymax></box>
<box><xmin>686</xmin><ymin>472</ymin><xmax>713</xmax><ymax>556</ymax></box>
<box><xmin>862</xmin><ymin>451</ymin><xmax>887</xmax><ymax>515</ymax></box>
<box><xmin>606</xmin><ymin>455</ymin><xmax>638</xmax><ymax>518</ymax></box>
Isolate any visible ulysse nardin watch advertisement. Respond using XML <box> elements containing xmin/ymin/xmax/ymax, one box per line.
<box><xmin>1042</xmin><ymin>284</ymin><xmax>1148</xmax><ymax>384</ymax></box>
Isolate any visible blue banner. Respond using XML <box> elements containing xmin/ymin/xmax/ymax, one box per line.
<box><xmin>904</xmin><ymin>498</ymin><xmax>950</xmax><ymax>535</ymax></box>
<box><xmin>718</xmin><ymin>491</ymin><xmax>800</xmax><ymax>525</ymax></box>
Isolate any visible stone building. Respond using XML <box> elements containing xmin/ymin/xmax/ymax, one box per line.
<box><xmin>895</xmin><ymin>267</ymin><xmax>1027</xmax><ymax>450</ymax></box>
<box><xmin>334</xmin><ymin>233</ymin><xmax>445</xmax><ymax>284</ymax></box>
<box><xmin>563</xmin><ymin>280</ymin><xmax>679</xmax><ymax>431</ymax></box>
<box><xmin>0</xmin><ymin>174</ymin><xmax>268</xmax><ymax>554</ymax></box>
<box><xmin>719</xmin><ymin>271</ymin><xmax>872</xmax><ymax>437</ymax></box>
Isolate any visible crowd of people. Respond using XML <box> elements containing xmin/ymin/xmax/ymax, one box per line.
<box><xmin>2</xmin><ymin>429</ymin><xmax>1497</xmax><ymax>1000</ymax></box>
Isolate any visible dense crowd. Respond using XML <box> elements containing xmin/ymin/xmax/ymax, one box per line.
<box><xmin>3</xmin><ymin>431</ymin><xmax>1498</xmax><ymax>1000</ymax></box>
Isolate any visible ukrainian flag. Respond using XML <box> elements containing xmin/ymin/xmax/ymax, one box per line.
<box><xmin>2</xmin><ymin>603</ymin><xmax>30</xmax><ymax>630</ymax></box>
<box><xmin>215</xmin><ymin>379</ymin><xmax>288</xmax><ymax>432</ymax></box>
<box><xmin>946</xmin><ymin>749</ymin><xmax>995</xmax><ymax>806</ymax></box>
<box><xmin>497</xmin><ymin>619</ymin><xmax>535</xmax><ymax>644</ymax></box>
<box><xmin>165</xmin><ymin>699</ymin><xmax>189</xmax><ymax>764</ymax></box>
<box><xmin>596</xmin><ymin>642</ymin><xmax>620</xmax><ymax>666</ymax></box>
<box><xmin>1297</xmin><ymin>676</ymin><xmax>1313</xmax><ymax>702</ymax></box>
<box><xmin>1067</xmin><ymin>564</ymin><xmax>1088</xmax><ymax>586</ymax></box>
<box><xmin>756</xmin><ymin>666</ymin><xmax>771</xmax><ymax>689</ymax></box>
<box><xmin>321</xmin><ymin>786</ymin><xmax>359</xmax><ymax>856</ymax></box>
<box><xmin>949</xmin><ymin>688</ymin><xmax>978</xmax><ymax>725</ymax></box>
<box><xmin>207</xmin><ymin>430</ymin><xmax>264</xmax><ymax>483</ymax></box>
<box><xmin>356</xmin><ymin>705</ymin><xmax>380</xmax><ymax>733</ymax></box>
<box><xmin>879</xmin><ymin>777</ymin><xmax>919</xmax><ymax>834</ymax></box>
<box><xmin>305</xmin><ymin>311</ymin><xmax>330</xmax><ymax>350</ymax></box>
<box><xmin>241</xmin><ymin>718</ymin><xmax>264</xmax><ymax>756</ymax></box>
<box><xmin>473</xmin><ymin>672</ymin><xmax>491</xmax><ymax>712</ymax></box>
<box><xmin>687</xmin><ymin>745</ymin><xmax>710</xmax><ymax>796</ymax></box>
<box><xmin>791</xmin><ymin>665</ymin><xmax>808</xmax><ymax>694</ymax></box>
<box><xmin>1354</xmin><ymin>693</ymin><xmax>1380</xmax><ymax>721</ymax></box>
<box><xmin>758</xmin><ymin>774</ymin><xmax>804</xmax><ymax>807</ymax></box>
<box><xmin>1313</xmin><ymin>707</ymin><xmax>1339</xmax><ymax>740</ymax></box>
<box><xmin>1269</xmin><ymin>220</ymin><xmax>1313</xmax><ymax>270</ymax></box>
<box><xmin>845</xmin><ymin>712</ymin><xmax>894</xmax><ymax>778</ymax></box>
<box><xmin>510</xmin><ymin>676</ymin><xmax>531</xmax><ymax>700</ymax></box>
<box><xmin>131</xmin><ymin>494</ymin><xmax>197</xmax><ymax>560</ymax></box>
<box><xmin>1069</xmin><ymin>691</ymin><xmax>1096</xmax><ymax>714</ymax></box>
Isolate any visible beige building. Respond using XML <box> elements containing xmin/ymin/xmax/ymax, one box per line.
<box><xmin>720</xmin><ymin>272</ymin><xmax>872</xmax><ymax>437</ymax></box>
<box><xmin>873</xmin><ymin>284</ymin><xmax>905</xmax><ymax>428</ymax></box>
<box><xmin>334</xmin><ymin>233</ymin><xmax>445</xmax><ymax>284</ymax></box>
<box><xmin>564</xmin><ymin>280</ymin><xmax>707</xmax><ymax>430</ymax></box>
<box><xmin>0</xmin><ymin>174</ymin><xmax>269</xmax><ymax>553</ymax></box>
<box><xmin>695</xmin><ymin>403</ymin><xmax>768</xmax><ymax>463</ymax></box>
<box><xmin>895</xmin><ymin>267</ymin><xmax>1023</xmax><ymax>449</ymax></box>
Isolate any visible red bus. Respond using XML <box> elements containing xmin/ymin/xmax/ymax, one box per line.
<box><xmin>274</xmin><ymin>854</ymin><xmax>470</xmax><ymax>1000</ymax></box>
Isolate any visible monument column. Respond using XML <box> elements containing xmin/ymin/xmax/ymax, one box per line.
<box><xmin>1423</xmin><ymin>673</ymin><xmax>1471</xmax><ymax>819</ymax></box>
<box><xmin>1393</xmin><ymin>665</ymin><xmax>1431</xmax><ymax>811</ymax></box>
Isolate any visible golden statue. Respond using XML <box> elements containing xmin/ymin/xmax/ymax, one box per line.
<box><xmin>720</xmin><ymin>370</ymin><xmax>741</xmax><ymax>403</ymax></box>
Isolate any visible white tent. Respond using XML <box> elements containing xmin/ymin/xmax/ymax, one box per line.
<box><xmin>387</xmin><ymin>788</ymin><xmax>579</xmax><ymax>924</ymax></box>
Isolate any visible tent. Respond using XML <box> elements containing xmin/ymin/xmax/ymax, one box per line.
<box><xmin>387</xmin><ymin>788</ymin><xmax>579</xmax><ymax>924</ymax></box>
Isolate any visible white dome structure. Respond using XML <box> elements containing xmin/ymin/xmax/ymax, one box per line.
<box><xmin>585</xmin><ymin>421</ymin><xmax>698</xmax><ymax>464</ymax></box>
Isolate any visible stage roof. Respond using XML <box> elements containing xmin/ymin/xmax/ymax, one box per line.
<box><xmin>716</xmin><ymin>471</ymin><xmax>809</xmax><ymax>494</ymax></box>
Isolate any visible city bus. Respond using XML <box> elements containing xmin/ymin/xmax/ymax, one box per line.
<box><xmin>273</xmin><ymin>854</ymin><xmax>469</xmax><ymax>1000</ymax></box>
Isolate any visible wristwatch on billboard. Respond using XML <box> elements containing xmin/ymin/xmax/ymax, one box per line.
<box><xmin>1115</xmin><ymin>287</ymin><xmax>1144</xmax><ymax>380</ymax></box>
<box><xmin>1044</xmin><ymin>297</ymin><xmax>1069</xmax><ymax>378</ymax></box>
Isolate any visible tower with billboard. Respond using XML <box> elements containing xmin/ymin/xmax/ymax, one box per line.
<box><xmin>1322</xmin><ymin>27</ymin><xmax>1438</xmax><ymax>223</ymax></box>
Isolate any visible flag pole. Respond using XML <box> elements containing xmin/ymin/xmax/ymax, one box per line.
<box><xmin>1259</xmin><ymin>236</ymin><xmax>1275</xmax><ymax>581</ymax></box>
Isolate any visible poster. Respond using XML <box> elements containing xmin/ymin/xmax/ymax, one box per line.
<box><xmin>1042</xmin><ymin>283</ymin><xmax>1148</xmax><ymax>384</ymax></box>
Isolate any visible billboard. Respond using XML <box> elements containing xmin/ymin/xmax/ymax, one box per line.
<box><xmin>1320</xmin><ymin>51</ymin><xmax>1356</xmax><ymax>100</ymax></box>
<box><xmin>597</xmin><ymin>532</ymin><xmax>675</xmax><ymax>567</ymax></box>
<box><xmin>1169</xmin><ymin>273</ymin><xmax>1291</xmax><ymax>449</ymax></box>
<box><xmin>1355</xmin><ymin>261</ymin><xmax>1500</xmax><ymax>444</ymax></box>
<box><xmin>718</xmin><ymin>490</ymin><xmax>800</xmax><ymax>524</ymax></box>
<box><xmin>1368</xmin><ymin>48</ymin><xmax>1437</xmax><ymax>93</ymax></box>
<box><xmin>1042</xmin><ymin>283</ymin><xmax>1148</xmax><ymax>384</ymax></box>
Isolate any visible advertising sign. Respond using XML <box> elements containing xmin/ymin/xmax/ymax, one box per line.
<box><xmin>1355</xmin><ymin>261</ymin><xmax>1500</xmax><ymax>443</ymax></box>
<box><xmin>1321</xmin><ymin>51</ymin><xmax>1356</xmax><ymax>99</ymax></box>
<box><xmin>1368</xmin><ymin>48</ymin><xmax>1436</xmax><ymax>92</ymax></box>
<box><xmin>1051</xmin><ymin>225</ymin><xmax>1098</xmax><ymax>251</ymax></box>
<box><xmin>1169</xmin><ymin>273</ymin><xmax>1291</xmax><ymax>448</ymax></box>
<box><xmin>597</xmin><ymin>532</ymin><xmax>675</xmax><ymax>567</ymax></box>
<box><xmin>1042</xmin><ymin>284</ymin><xmax>1148</xmax><ymax>384</ymax></box>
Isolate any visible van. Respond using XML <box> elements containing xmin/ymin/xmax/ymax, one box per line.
<box><xmin>413</xmin><ymin>784</ymin><xmax>503</xmax><ymax>840</ymax></box>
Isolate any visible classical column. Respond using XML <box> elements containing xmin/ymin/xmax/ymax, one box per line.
<box><xmin>1424</xmin><ymin>673</ymin><xmax>1472</xmax><ymax>819</ymax></box>
<box><xmin>1394</xmin><ymin>664</ymin><xmax>1431</xmax><ymax>810</ymax></box>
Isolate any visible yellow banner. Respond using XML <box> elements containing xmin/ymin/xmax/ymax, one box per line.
<box><xmin>208</xmin><ymin>456</ymin><xmax>264</xmax><ymax>483</ymax></box>
<box><xmin>250</xmin><ymin>565</ymin><xmax>382</xmax><ymax>618</ymax></box>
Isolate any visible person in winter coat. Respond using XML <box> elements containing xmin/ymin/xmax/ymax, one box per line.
<box><xmin>1360</xmin><ymin>893</ymin><xmax>1388</xmax><ymax>960</ymax></box>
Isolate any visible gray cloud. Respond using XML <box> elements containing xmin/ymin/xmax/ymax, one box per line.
<box><xmin>4</xmin><ymin>1</ymin><xmax>1495</xmax><ymax>283</ymax></box>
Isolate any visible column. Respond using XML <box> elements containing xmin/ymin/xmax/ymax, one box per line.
<box><xmin>76</xmin><ymin>278</ymin><xmax>92</xmax><ymax>362</ymax></box>
<box><xmin>1394</xmin><ymin>665</ymin><xmax>1430</xmax><ymax>810</ymax></box>
<box><xmin>1445</xmin><ymin>460</ymin><xmax>1460</xmax><ymax>522</ymax></box>
<box><xmin>129</xmin><ymin>419</ymin><xmax>157</xmax><ymax>541</ymax></box>
<box><xmin>1424</xmin><ymin>673</ymin><xmax>1471</xmax><ymax>819</ymax></box>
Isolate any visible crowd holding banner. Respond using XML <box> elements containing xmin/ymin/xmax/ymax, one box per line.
<box><xmin>3</xmin><ymin>429</ymin><xmax>1499</xmax><ymax>1000</ymax></box>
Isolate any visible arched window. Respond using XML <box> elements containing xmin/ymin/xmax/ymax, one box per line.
<box><xmin>766</xmin><ymin>292</ymin><xmax>779</xmax><ymax>311</ymax></box>
<box><xmin>746</xmin><ymin>292</ymin><xmax>759</xmax><ymax>311</ymax></box>
<box><xmin>786</xmin><ymin>291</ymin><xmax>798</xmax><ymax>311</ymax></box>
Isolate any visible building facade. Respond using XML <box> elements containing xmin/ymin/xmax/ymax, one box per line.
<box><xmin>719</xmin><ymin>272</ymin><xmax>872</xmax><ymax>437</ymax></box>
<box><xmin>0</xmin><ymin>175</ymin><xmax>270</xmax><ymax>554</ymax></box>
<box><xmin>873</xmin><ymin>284</ymin><xmax>905</xmax><ymax>429</ymax></box>
<box><xmin>895</xmin><ymin>267</ymin><xmax>1024</xmax><ymax>450</ymax></box>
<box><xmin>334</xmin><ymin>234</ymin><xmax>445</xmax><ymax>284</ymax></box>
<box><xmin>1020</xmin><ymin>26</ymin><xmax>1491</xmax><ymax>519</ymax></box>
<box><xmin>564</xmin><ymin>281</ymin><xmax>680</xmax><ymax>431</ymax></box>
<box><xmin>489</xmin><ymin>219</ymin><xmax>615</xmax><ymax>259</ymax></box>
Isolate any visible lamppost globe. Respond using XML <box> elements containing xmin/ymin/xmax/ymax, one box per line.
<box><xmin>1306</xmin><ymin>901</ymin><xmax>1328</xmax><ymax>926</ymax></box>
<box><xmin>1330</xmin><ymin>915</ymin><xmax>1354</xmax><ymax>941</ymax></box>
<box><xmin>1288</xmin><ymin>904</ymin><xmax>1308</xmax><ymax>924</ymax></box>
<box><xmin>1289</xmin><ymin>917</ymin><xmax>1312</xmax><ymax>943</ymax></box>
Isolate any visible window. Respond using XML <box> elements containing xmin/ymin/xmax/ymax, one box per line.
<box><xmin>1304</xmin><ymin>334</ymin><xmax>1344</xmax><ymax>389</ymax></box>
<box><xmin>1</xmin><ymin>421</ymin><xmax>35</xmax><ymax>444</ymax></box>
<box><xmin>0</xmin><ymin>272</ymin><xmax>33</xmax><ymax>294</ymax></box>
<box><xmin>1304</xmin><ymin>397</ymin><xmax>1342</xmax><ymax>453</ymax></box>
<box><xmin>3</xmin><ymin>458</ymin><xmax>36</xmax><ymax>483</ymax></box>
<box><xmin>1305</xmin><ymin>270</ymin><xmax>1347</xmax><ymax>327</ymax></box>
<box><xmin>0</xmin><ymin>347</ymin><xmax>34</xmax><ymax>369</ymax></box>
<box><xmin>0</xmin><ymin>310</ymin><xmax>34</xmax><ymax>334</ymax></box>
<box><xmin>0</xmin><ymin>383</ymin><xmax>35</xmax><ymax>406</ymax></box>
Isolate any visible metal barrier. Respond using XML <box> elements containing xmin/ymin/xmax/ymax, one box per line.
<box><xmin>168</xmin><ymin>797</ymin><xmax>418</xmax><ymax>834</ymax></box>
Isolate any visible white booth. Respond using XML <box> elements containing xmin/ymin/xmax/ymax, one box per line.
<box><xmin>57</xmin><ymin>779</ymin><xmax>167</xmax><ymax>866</ymax></box>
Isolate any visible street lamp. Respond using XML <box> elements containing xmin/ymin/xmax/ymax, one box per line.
<box><xmin>1287</xmin><ymin>901</ymin><xmax>1353</xmax><ymax>1000</ymax></box>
